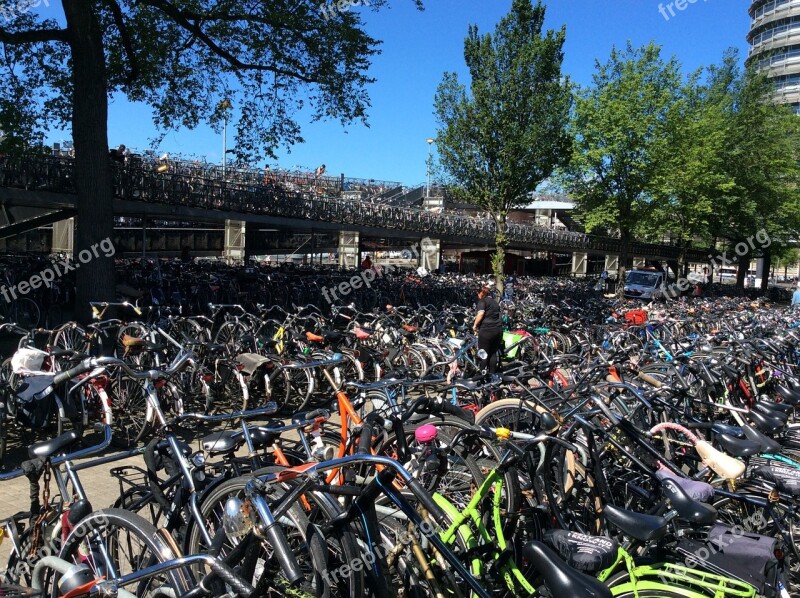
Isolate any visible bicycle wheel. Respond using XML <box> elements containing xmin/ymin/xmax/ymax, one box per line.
<box><xmin>106</xmin><ymin>371</ymin><xmax>152</xmax><ymax>448</ymax></box>
<box><xmin>185</xmin><ymin>470</ymin><xmax>363</xmax><ymax>598</ymax></box>
<box><xmin>49</xmin><ymin>508</ymin><xmax>191</xmax><ymax>598</ymax></box>
<box><xmin>8</xmin><ymin>298</ymin><xmax>40</xmax><ymax>329</ymax></box>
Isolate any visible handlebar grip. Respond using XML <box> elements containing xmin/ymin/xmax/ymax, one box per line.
<box><xmin>637</xmin><ymin>372</ymin><xmax>663</xmax><ymax>388</ymax></box>
<box><xmin>52</xmin><ymin>358</ymin><xmax>93</xmax><ymax>386</ymax></box>
<box><xmin>357</xmin><ymin>422</ymin><xmax>374</xmax><ymax>455</ymax></box>
<box><xmin>263</xmin><ymin>523</ymin><xmax>305</xmax><ymax>586</ymax></box>
<box><xmin>207</xmin><ymin>559</ymin><xmax>255</xmax><ymax>597</ymax></box>
<box><xmin>439</xmin><ymin>401</ymin><xmax>475</xmax><ymax>425</ymax></box>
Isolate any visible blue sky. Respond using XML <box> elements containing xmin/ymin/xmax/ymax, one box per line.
<box><xmin>40</xmin><ymin>0</ymin><xmax>752</xmax><ymax>186</ymax></box>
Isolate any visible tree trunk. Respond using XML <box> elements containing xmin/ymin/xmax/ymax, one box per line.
<box><xmin>492</xmin><ymin>211</ymin><xmax>507</xmax><ymax>294</ymax></box>
<box><xmin>63</xmin><ymin>0</ymin><xmax>115</xmax><ymax>323</ymax></box>
<box><xmin>736</xmin><ymin>256</ymin><xmax>749</xmax><ymax>289</ymax></box>
<box><xmin>617</xmin><ymin>229</ymin><xmax>630</xmax><ymax>299</ymax></box>
<box><xmin>760</xmin><ymin>250</ymin><xmax>771</xmax><ymax>293</ymax></box>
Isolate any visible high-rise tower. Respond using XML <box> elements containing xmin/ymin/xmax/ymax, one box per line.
<box><xmin>748</xmin><ymin>0</ymin><xmax>800</xmax><ymax>112</ymax></box>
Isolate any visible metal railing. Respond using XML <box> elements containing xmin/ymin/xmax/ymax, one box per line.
<box><xmin>0</xmin><ymin>155</ymin><xmax>707</xmax><ymax>261</ymax></box>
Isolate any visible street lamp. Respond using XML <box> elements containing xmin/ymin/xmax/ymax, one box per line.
<box><xmin>426</xmin><ymin>138</ymin><xmax>434</xmax><ymax>198</ymax></box>
<box><xmin>220</xmin><ymin>98</ymin><xmax>232</xmax><ymax>176</ymax></box>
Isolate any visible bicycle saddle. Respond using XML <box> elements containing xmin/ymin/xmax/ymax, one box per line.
<box><xmin>710</xmin><ymin>422</ymin><xmax>744</xmax><ymax>438</ymax></box>
<box><xmin>523</xmin><ymin>541</ymin><xmax>612</xmax><ymax>598</ymax></box>
<box><xmin>751</xmin><ymin>464</ymin><xmax>800</xmax><ymax>497</ymax></box>
<box><xmin>28</xmin><ymin>430</ymin><xmax>80</xmax><ymax>459</ymax></box>
<box><xmin>660</xmin><ymin>478</ymin><xmax>717</xmax><ymax>525</ymax></box>
<box><xmin>714</xmin><ymin>433</ymin><xmax>762</xmax><ymax>459</ymax></box>
<box><xmin>602</xmin><ymin>505</ymin><xmax>668</xmax><ymax>542</ymax></box>
<box><xmin>543</xmin><ymin>529</ymin><xmax>619</xmax><ymax>574</ymax></box>
<box><xmin>747</xmin><ymin>410</ymin><xmax>785</xmax><ymax>436</ymax></box>
<box><xmin>202</xmin><ymin>430</ymin><xmax>240</xmax><ymax>455</ymax></box>
<box><xmin>655</xmin><ymin>466</ymin><xmax>715</xmax><ymax>501</ymax></box>
<box><xmin>776</xmin><ymin>384</ymin><xmax>800</xmax><ymax>405</ymax></box>
<box><xmin>753</xmin><ymin>403</ymin><xmax>790</xmax><ymax>423</ymax></box>
<box><xmin>756</xmin><ymin>400</ymin><xmax>795</xmax><ymax>415</ymax></box>
<box><xmin>742</xmin><ymin>424</ymin><xmax>783</xmax><ymax>454</ymax></box>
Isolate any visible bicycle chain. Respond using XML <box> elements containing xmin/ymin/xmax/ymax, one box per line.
<box><xmin>29</xmin><ymin>459</ymin><xmax>52</xmax><ymax>558</ymax></box>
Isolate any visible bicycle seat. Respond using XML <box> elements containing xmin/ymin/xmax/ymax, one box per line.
<box><xmin>451</xmin><ymin>378</ymin><xmax>481</xmax><ymax>391</ymax></box>
<box><xmin>714</xmin><ymin>433</ymin><xmax>762</xmax><ymax>459</ymax></box>
<box><xmin>753</xmin><ymin>404</ymin><xmax>789</xmax><ymax>424</ymax></box>
<box><xmin>751</xmin><ymin>465</ymin><xmax>800</xmax><ymax>497</ymax></box>
<box><xmin>121</xmin><ymin>335</ymin><xmax>146</xmax><ymax>347</ymax></box>
<box><xmin>602</xmin><ymin>505</ymin><xmax>668</xmax><ymax>542</ymax></box>
<box><xmin>202</xmin><ymin>430</ymin><xmax>241</xmax><ymax>455</ymax></box>
<box><xmin>655</xmin><ymin>466</ymin><xmax>715</xmax><ymax>502</ymax></box>
<box><xmin>776</xmin><ymin>384</ymin><xmax>800</xmax><ymax>405</ymax></box>
<box><xmin>354</xmin><ymin>327</ymin><xmax>372</xmax><ymax>340</ymax></box>
<box><xmin>28</xmin><ymin>430</ymin><xmax>80</xmax><ymax>459</ymax></box>
<box><xmin>660</xmin><ymin>478</ymin><xmax>717</xmax><ymax>525</ymax></box>
<box><xmin>747</xmin><ymin>410</ymin><xmax>785</xmax><ymax>435</ymax></box>
<box><xmin>710</xmin><ymin>422</ymin><xmax>744</xmax><ymax>438</ymax></box>
<box><xmin>757</xmin><ymin>401</ymin><xmax>794</xmax><ymax>415</ymax></box>
<box><xmin>248</xmin><ymin>426</ymin><xmax>278</xmax><ymax>448</ymax></box>
<box><xmin>543</xmin><ymin>529</ymin><xmax>619</xmax><ymax>574</ymax></box>
<box><xmin>742</xmin><ymin>424</ymin><xmax>783</xmax><ymax>453</ymax></box>
<box><xmin>522</xmin><ymin>541</ymin><xmax>612</xmax><ymax>598</ymax></box>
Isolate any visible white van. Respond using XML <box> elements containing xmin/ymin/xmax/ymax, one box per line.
<box><xmin>624</xmin><ymin>268</ymin><xmax>669</xmax><ymax>300</ymax></box>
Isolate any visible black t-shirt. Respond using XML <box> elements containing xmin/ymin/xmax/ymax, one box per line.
<box><xmin>476</xmin><ymin>296</ymin><xmax>502</xmax><ymax>332</ymax></box>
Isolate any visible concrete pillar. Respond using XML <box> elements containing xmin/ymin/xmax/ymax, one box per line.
<box><xmin>604</xmin><ymin>254</ymin><xmax>619</xmax><ymax>275</ymax></box>
<box><xmin>223</xmin><ymin>219</ymin><xmax>246</xmax><ymax>263</ymax></box>
<box><xmin>418</xmin><ymin>237</ymin><xmax>441</xmax><ymax>272</ymax></box>
<box><xmin>52</xmin><ymin>217</ymin><xmax>74</xmax><ymax>257</ymax></box>
<box><xmin>571</xmin><ymin>252</ymin><xmax>588</xmax><ymax>277</ymax></box>
<box><xmin>338</xmin><ymin>230</ymin><xmax>359</xmax><ymax>269</ymax></box>
<box><xmin>632</xmin><ymin>257</ymin><xmax>646</xmax><ymax>269</ymax></box>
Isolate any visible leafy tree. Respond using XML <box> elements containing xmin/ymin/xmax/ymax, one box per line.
<box><xmin>0</xmin><ymin>0</ymin><xmax>420</xmax><ymax>319</ymax></box>
<box><xmin>564</xmin><ymin>42</ymin><xmax>682</xmax><ymax>290</ymax></box>
<box><xmin>434</xmin><ymin>0</ymin><xmax>572</xmax><ymax>291</ymax></box>
<box><xmin>715</xmin><ymin>63</ymin><xmax>800</xmax><ymax>289</ymax></box>
<box><xmin>649</xmin><ymin>60</ymin><xmax>737</xmax><ymax>273</ymax></box>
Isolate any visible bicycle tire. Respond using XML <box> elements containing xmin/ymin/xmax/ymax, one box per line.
<box><xmin>185</xmin><ymin>469</ymin><xmax>363</xmax><ymax>598</ymax></box>
<box><xmin>51</xmin><ymin>508</ymin><xmax>191</xmax><ymax>598</ymax></box>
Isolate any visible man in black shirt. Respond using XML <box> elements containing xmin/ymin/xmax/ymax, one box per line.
<box><xmin>472</xmin><ymin>285</ymin><xmax>503</xmax><ymax>374</ymax></box>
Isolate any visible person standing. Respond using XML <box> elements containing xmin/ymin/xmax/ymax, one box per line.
<box><xmin>793</xmin><ymin>282</ymin><xmax>800</xmax><ymax>307</ymax></box>
<box><xmin>472</xmin><ymin>285</ymin><xmax>503</xmax><ymax>375</ymax></box>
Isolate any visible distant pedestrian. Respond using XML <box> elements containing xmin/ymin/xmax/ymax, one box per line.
<box><xmin>315</xmin><ymin>164</ymin><xmax>326</xmax><ymax>179</ymax></box>
<box><xmin>793</xmin><ymin>282</ymin><xmax>800</xmax><ymax>307</ymax></box>
<box><xmin>693</xmin><ymin>283</ymin><xmax>702</xmax><ymax>298</ymax></box>
<box><xmin>361</xmin><ymin>255</ymin><xmax>372</xmax><ymax>270</ymax></box>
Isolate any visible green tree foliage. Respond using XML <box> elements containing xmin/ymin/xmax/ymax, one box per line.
<box><xmin>0</xmin><ymin>0</ymin><xmax>420</xmax><ymax>319</ymax></box>
<box><xmin>433</xmin><ymin>0</ymin><xmax>572</xmax><ymax>291</ymax></box>
<box><xmin>564</xmin><ymin>42</ymin><xmax>682</xmax><ymax>289</ymax></box>
<box><xmin>716</xmin><ymin>62</ymin><xmax>800</xmax><ymax>289</ymax></box>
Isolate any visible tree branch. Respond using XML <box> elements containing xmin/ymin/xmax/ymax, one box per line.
<box><xmin>105</xmin><ymin>0</ymin><xmax>140</xmax><ymax>86</ymax></box>
<box><xmin>0</xmin><ymin>26</ymin><xmax>68</xmax><ymax>44</ymax></box>
<box><xmin>137</xmin><ymin>0</ymin><xmax>319</xmax><ymax>83</ymax></box>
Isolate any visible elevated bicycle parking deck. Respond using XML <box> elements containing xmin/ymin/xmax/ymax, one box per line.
<box><xmin>0</xmin><ymin>155</ymin><xmax>708</xmax><ymax>262</ymax></box>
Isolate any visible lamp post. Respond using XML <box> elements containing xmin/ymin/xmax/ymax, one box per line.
<box><xmin>220</xmin><ymin>98</ymin><xmax>232</xmax><ymax>176</ymax></box>
<box><xmin>426</xmin><ymin>138</ymin><xmax>434</xmax><ymax>198</ymax></box>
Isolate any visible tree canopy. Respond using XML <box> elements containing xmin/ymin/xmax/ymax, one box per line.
<box><xmin>0</xmin><ymin>0</ymin><xmax>421</xmax><ymax>318</ymax></box>
<box><xmin>434</xmin><ymin>0</ymin><xmax>572</xmax><ymax>289</ymax></box>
